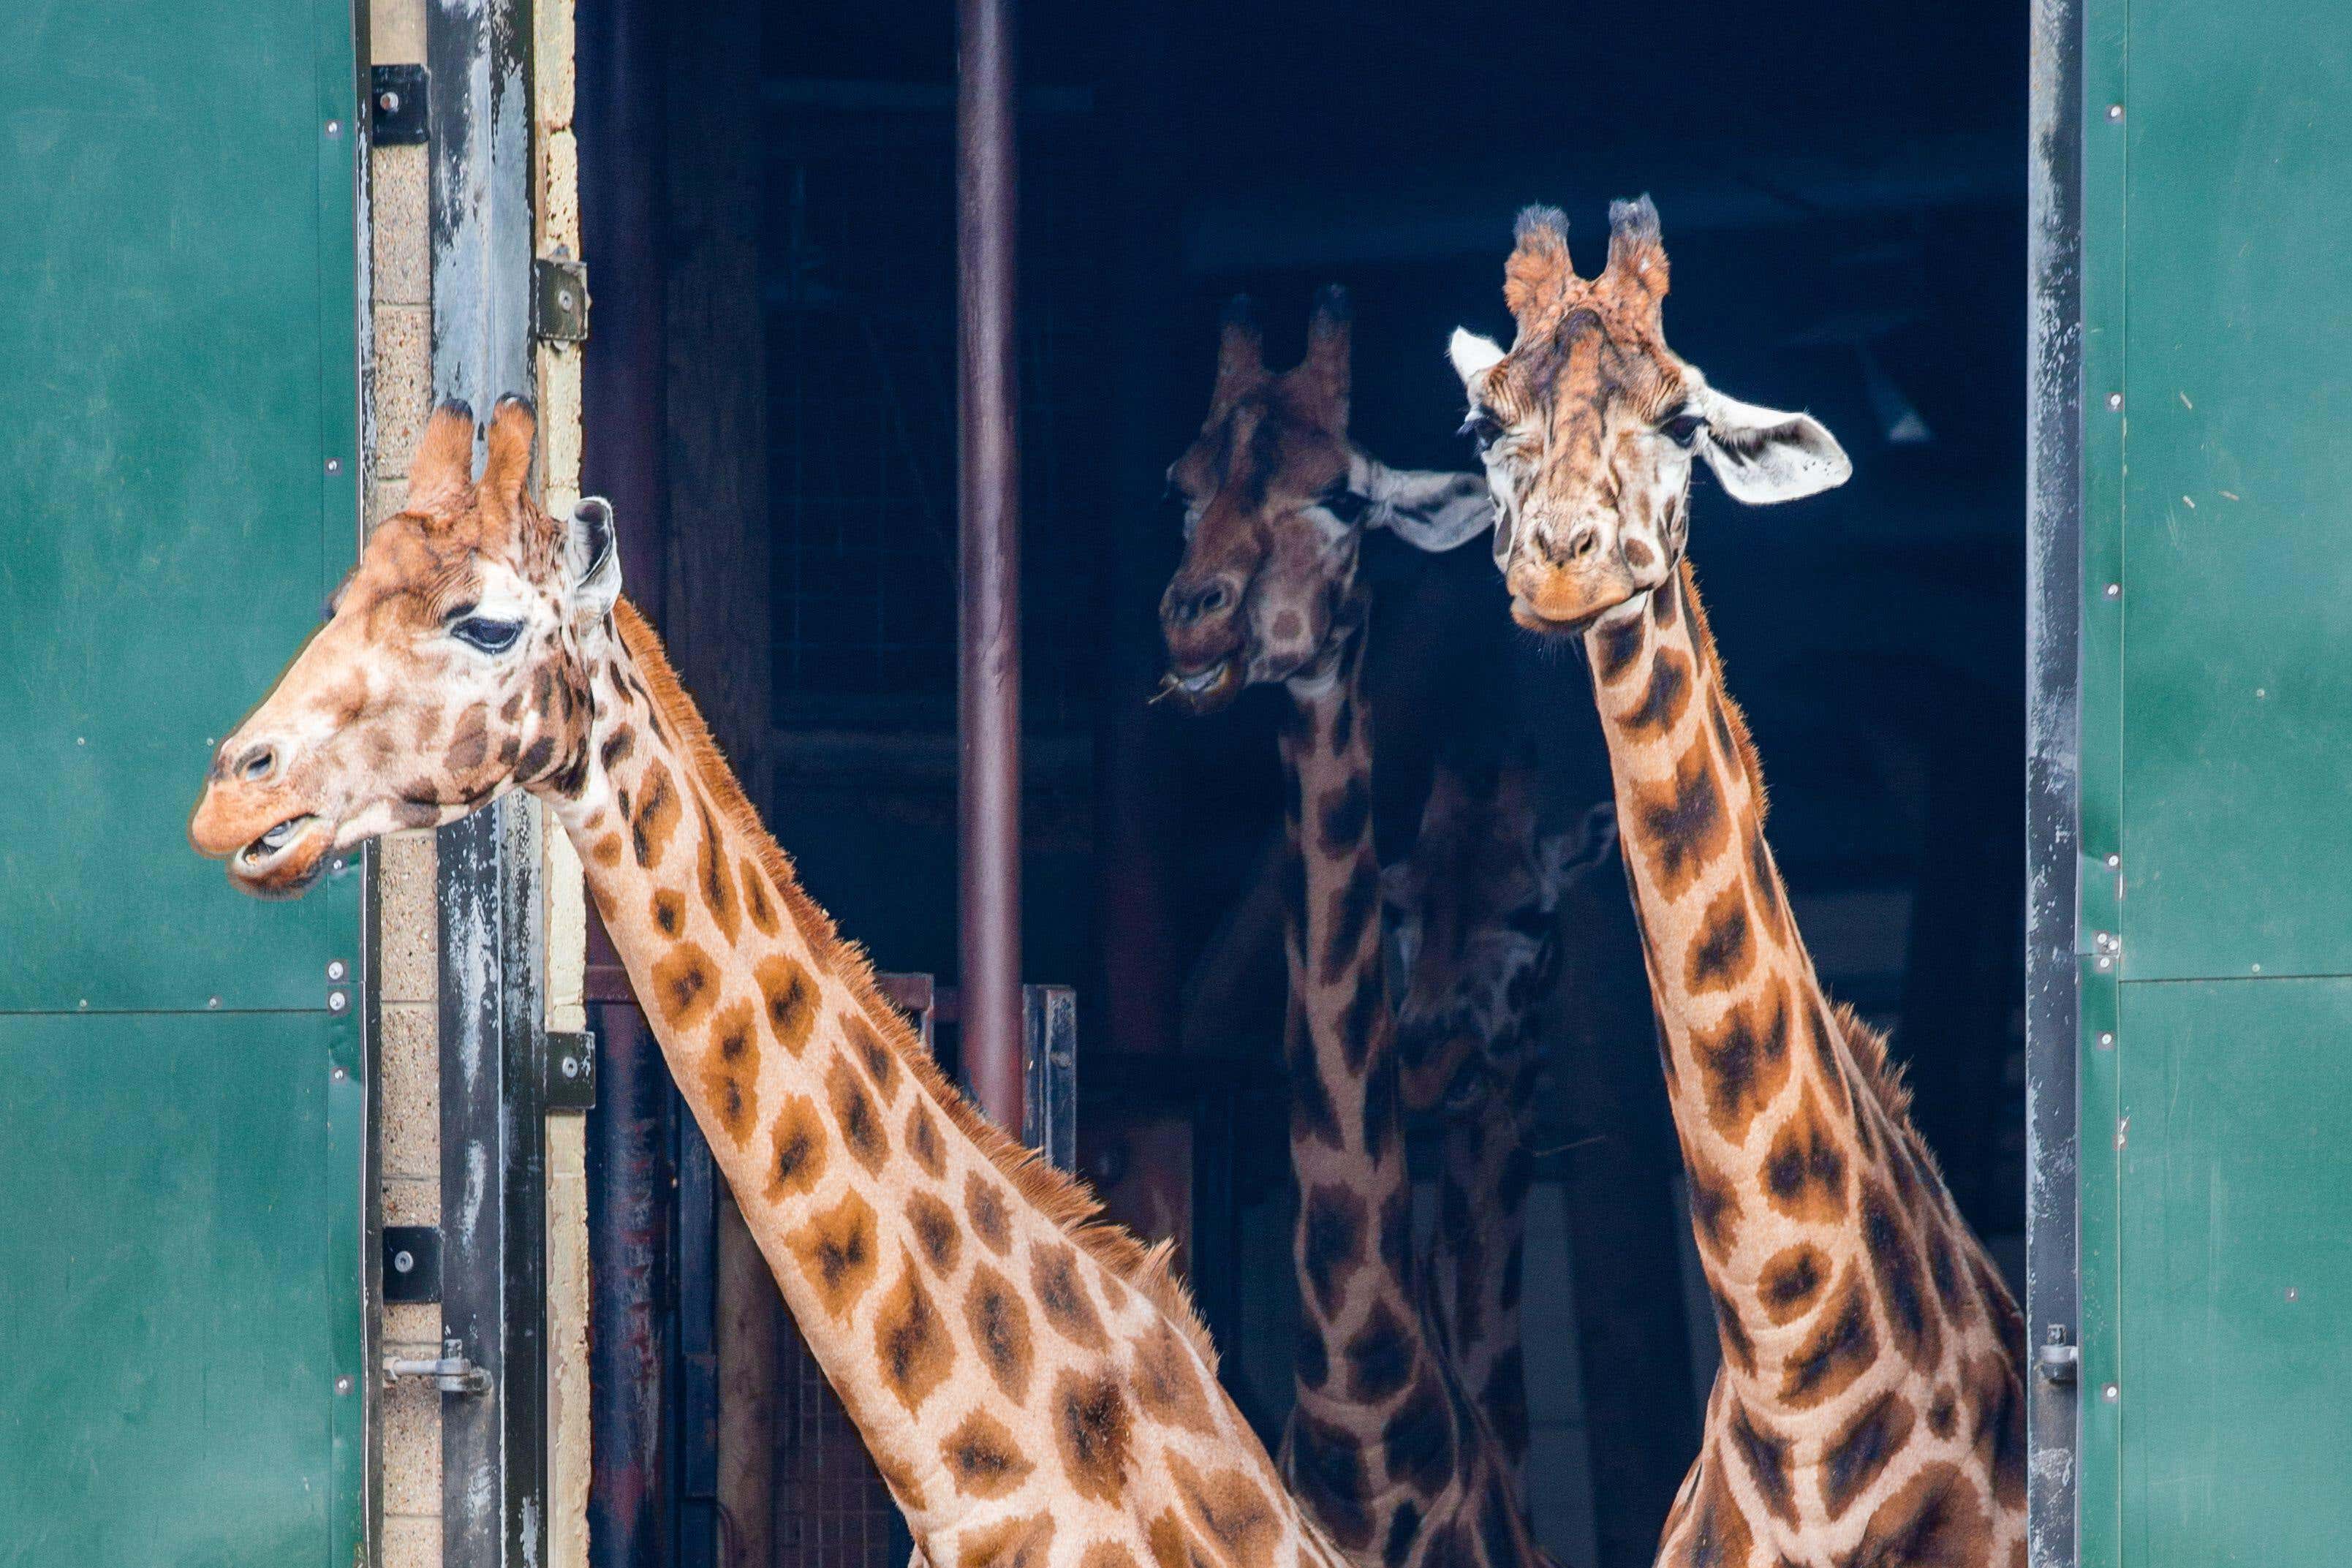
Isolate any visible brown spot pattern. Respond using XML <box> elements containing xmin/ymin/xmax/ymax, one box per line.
<box><xmin>1168</xmin><ymin>1451</ymin><xmax>1281</xmax><ymax>1568</ymax></box>
<box><xmin>845</xmin><ymin>1015</ymin><xmax>898</xmax><ymax>1101</ymax></box>
<box><xmin>1132</xmin><ymin>1318</ymin><xmax>1216</xmax><ymax>1434</ymax></box>
<box><xmin>1763</xmin><ymin>1084</ymin><xmax>1849</xmax><ymax>1222</ymax></box>
<box><xmin>1781</xmin><ymin>1265</ymin><xmax>1878</xmax><ymax>1409</ymax></box>
<box><xmin>764</xmin><ymin>1094</ymin><xmax>827</xmax><ymax>1200</ymax></box>
<box><xmin>1757</xmin><ymin>1241</ymin><xmax>1831</xmax><ymax>1325</ymax></box>
<box><xmin>786</xmin><ymin>1188</ymin><xmax>878</xmax><ymax>1319</ymax></box>
<box><xmin>632</xmin><ymin>761</ymin><xmax>680</xmax><ymax>868</ymax></box>
<box><xmin>1032</xmin><ymin>1241</ymin><xmax>1108</xmax><ymax>1351</ymax></box>
<box><xmin>754</xmin><ymin>955</ymin><xmax>818</xmax><ymax>1056</ymax></box>
<box><xmin>700</xmin><ymin>999</ymin><xmax>760</xmax><ymax>1146</ymax></box>
<box><xmin>907</xmin><ymin>1103</ymin><xmax>946</xmax><ymax>1177</ymax></box>
<box><xmin>962</xmin><ymin>1262</ymin><xmax>1035</xmax><ymax>1403</ymax></box>
<box><xmin>942</xmin><ymin>1409</ymin><xmax>1034</xmax><ymax>1499</ymax></box>
<box><xmin>907</xmin><ymin>1189</ymin><xmax>960</xmax><ymax>1276</ymax></box>
<box><xmin>650</xmin><ymin>943</ymin><xmax>718</xmax><ymax>1031</ymax></box>
<box><xmin>873</xmin><ymin>1251</ymin><xmax>953</xmax><ymax>1413</ymax></box>
<box><xmin>960</xmin><ymin>1513</ymin><xmax>1056</xmax><ymax>1568</ymax></box>
<box><xmin>966</xmin><ymin>1174</ymin><xmax>1011</xmax><ymax>1254</ymax></box>
<box><xmin>693</xmin><ymin>798</ymin><xmax>739</xmax><ymax>941</ymax></box>
<box><xmin>1853</xmin><ymin>1463</ymin><xmax>1989</xmax><ymax>1567</ymax></box>
<box><xmin>1684</xmin><ymin>879</ymin><xmax>1756</xmax><ymax>996</ymax></box>
<box><xmin>1052</xmin><ymin>1366</ymin><xmax>1133</xmax><ymax>1504</ymax></box>
<box><xmin>741</xmin><ymin>856</ymin><xmax>779</xmax><ymax>935</ymax></box>
<box><xmin>650</xmin><ymin>887</ymin><xmax>685</xmax><ymax>937</ymax></box>
<box><xmin>1693</xmin><ymin>974</ymin><xmax>1792</xmax><ymax>1143</ymax></box>
<box><xmin>1821</xmin><ymin>1388</ymin><xmax>1918</xmax><ymax>1520</ymax></box>
<box><xmin>1630</xmin><ymin>731</ymin><xmax>1729</xmax><ymax>903</ymax></box>
<box><xmin>828</xmin><ymin>1053</ymin><xmax>888</xmax><ymax>1173</ymax></box>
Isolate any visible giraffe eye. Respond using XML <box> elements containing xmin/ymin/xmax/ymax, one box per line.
<box><xmin>450</xmin><ymin>616</ymin><xmax>523</xmax><ymax>655</ymax></box>
<box><xmin>1318</xmin><ymin>487</ymin><xmax>1370</xmax><ymax>526</ymax></box>
<box><xmin>1459</xmin><ymin>410</ymin><xmax>1505</xmax><ymax>454</ymax></box>
<box><xmin>1660</xmin><ymin>409</ymin><xmax>1707</xmax><ymax>447</ymax></box>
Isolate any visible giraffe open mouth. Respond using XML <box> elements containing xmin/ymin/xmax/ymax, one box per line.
<box><xmin>233</xmin><ymin>812</ymin><xmax>330</xmax><ymax>894</ymax></box>
<box><xmin>1155</xmin><ymin>658</ymin><xmax>1239</xmax><ymax>713</ymax></box>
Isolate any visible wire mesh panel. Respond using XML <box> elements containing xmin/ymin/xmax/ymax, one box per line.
<box><xmin>771</xmin><ymin>1321</ymin><xmax>910</xmax><ymax>1568</ymax></box>
<box><xmin>766</xmin><ymin>88</ymin><xmax>1108</xmax><ymax>734</ymax></box>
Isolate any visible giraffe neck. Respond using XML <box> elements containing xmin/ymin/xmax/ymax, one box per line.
<box><xmin>1429</xmin><ymin>1039</ymin><xmax>1535</xmax><ymax>1480</ymax></box>
<box><xmin>1581</xmin><ymin>564</ymin><xmax>2026</xmax><ymax>1561</ymax></box>
<box><xmin>1272</xmin><ymin>629</ymin><xmax>1545</xmax><ymax>1568</ymax></box>
<box><xmin>539</xmin><ymin>602</ymin><xmax>1293</xmax><ymax>1561</ymax></box>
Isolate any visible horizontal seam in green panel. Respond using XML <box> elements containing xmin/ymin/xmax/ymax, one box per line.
<box><xmin>0</xmin><ymin>1006</ymin><xmax>342</xmax><ymax>1018</ymax></box>
<box><xmin>2115</xmin><ymin>973</ymin><xmax>2352</xmax><ymax>988</ymax></box>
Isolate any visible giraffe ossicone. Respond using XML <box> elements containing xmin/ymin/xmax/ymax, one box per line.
<box><xmin>191</xmin><ymin>397</ymin><xmax>1361</xmax><ymax>1568</ymax></box>
<box><xmin>1454</xmin><ymin>201</ymin><xmax>2026</xmax><ymax>1568</ymax></box>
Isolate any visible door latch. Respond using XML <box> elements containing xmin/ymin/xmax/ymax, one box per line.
<box><xmin>2036</xmin><ymin>1325</ymin><xmax>2080</xmax><ymax>1386</ymax></box>
<box><xmin>384</xmin><ymin>1336</ymin><xmax>490</xmax><ymax>1396</ymax></box>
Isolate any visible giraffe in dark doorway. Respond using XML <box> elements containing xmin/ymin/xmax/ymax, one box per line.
<box><xmin>1449</xmin><ymin>202</ymin><xmax>2026</xmax><ymax>1567</ymax></box>
<box><xmin>1160</xmin><ymin>292</ymin><xmax>1554</xmax><ymax>1568</ymax></box>
<box><xmin>1383</xmin><ymin>766</ymin><xmax>1615</xmax><ymax>1482</ymax></box>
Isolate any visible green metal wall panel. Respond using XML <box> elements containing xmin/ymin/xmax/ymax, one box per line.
<box><xmin>0</xmin><ymin>0</ymin><xmax>361</xmax><ymax>1012</ymax></box>
<box><xmin>2116</xmin><ymin>980</ymin><xmax>2352</xmax><ymax>1561</ymax></box>
<box><xmin>0</xmin><ymin>1</ymin><xmax>363</xmax><ymax>1561</ymax></box>
<box><xmin>0</xmin><ymin>1010</ymin><xmax>364</xmax><ymax>1565</ymax></box>
<box><xmin>2111</xmin><ymin>4</ymin><xmax>2352</xmax><ymax>984</ymax></box>
<box><xmin>2079</xmin><ymin>0</ymin><xmax>2352</xmax><ymax>1561</ymax></box>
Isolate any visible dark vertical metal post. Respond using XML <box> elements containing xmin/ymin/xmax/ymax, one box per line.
<box><xmin>2026</xmin><ymin>0</ymin><xmax>2085</xmax><ymax>1560</ymax></box>
<box><xmin>426</xmin><ymin>1</ymin><xmax>542</xmax><ymax>1563</ymax></box>
<box><xmin>579</xmin><ymin>2</ymin><xmax>676</xmax><ymax>1561</ymax></box>
<box><xmin>956</xmin><ymin>0</ymin><xmax>1025</xmax><ymax>1132</ymax></box>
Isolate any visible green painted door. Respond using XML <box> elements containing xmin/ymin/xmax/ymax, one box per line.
<box><xmin>0</xmin><ymin>3</ymin><xmax>364</xmax><ymax>1563</ymax></box>
<box><xmin>2078</xmin><ymin>0</ymin><xmax>2352</xmax><ymax>1559</ymax></box>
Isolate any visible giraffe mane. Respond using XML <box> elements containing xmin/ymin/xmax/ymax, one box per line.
<box><xmin>1678</xmin><ymin>569</ymin><xmax>1948</xmax><ymax>1169</ymax></box>
<box><xmin>1672</xmin><ymin>559</ymin><xmax>1768</xmax><ymax>822</ymax></box>
<box><xmin>611</xmin><ymin>600</ymin><xmax>1219</xmax><ymax>1370</ymax></box>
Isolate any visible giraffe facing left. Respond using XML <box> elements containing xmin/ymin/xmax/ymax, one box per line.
<box><xmin>190</xmin><ymin>397</ymin><xmax>1361</xmax><ymax>1568</ymax></box>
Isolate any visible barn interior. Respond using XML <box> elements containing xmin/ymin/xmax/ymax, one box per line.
<box><xmin>575</xmin><ymin>1</ymin><xmax>2026</xmax><ymax>1562</ymax></box>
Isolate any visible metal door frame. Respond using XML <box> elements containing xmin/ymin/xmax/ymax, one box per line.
<box><xmin>2024</xmin><ymin>0</ymin><xmax>2085</xmax><ymax>1564</ymax></box>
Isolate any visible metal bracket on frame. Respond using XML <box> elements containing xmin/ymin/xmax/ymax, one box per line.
<box><xmin>368</xmin><ymin>64</ymin><xmax>429</xmax><ymax>145</ymax></box>
<box><xmin>545</xmin><ymin>1029</ymin><xmax>597</xmax><ymax>1111</ymax></box>
<box><xmin>532</xmin><ymin>256</ymin><xmax>590</xmax><ymax>343</ymax></box>
<box><xmin>383</xmin><ymin>1224</ymin><xmax>443</xmax><ymax>1304</ymax></box>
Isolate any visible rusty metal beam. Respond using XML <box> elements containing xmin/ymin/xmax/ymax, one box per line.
<box><xmin>955</xmin><ymin>0</ymin><xmax>1024</xmax><ymax>1132</ymax></box>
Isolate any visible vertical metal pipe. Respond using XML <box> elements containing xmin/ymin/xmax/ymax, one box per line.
<box><xmin>956</xmin><ymin>0</ymin><xmax>1024</xmax><ymax>1132</ymax></box>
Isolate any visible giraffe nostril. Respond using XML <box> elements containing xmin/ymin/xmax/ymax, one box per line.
<box><xmin>236</xmin><ymin>743</ymin><xmax>278</xmax><ymax>784</ymax></box>
<box><xmin>1174</xmin><ymin>582</ymin><xmax>1232</xmax><ymax>626</ymax></box>
<box><xmin>1567</xmin><ymin>526</ymin><xmax>1600</xmax><ymax>561</ymax></box>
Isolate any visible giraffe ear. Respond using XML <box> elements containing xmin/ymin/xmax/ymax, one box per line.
<box><xmin>478</xmin><ymin>394</ymin><xmax>537</xmax><ymax>524</ymax></box>
<box><xmin>567</xmin><ymin>496</ymin><xmax>622</xmax><ymax>625</ymax></box>
<box><xmin>404</xmin><ymin>399</ymin><xmax>477</xmax><ymax>515</ymax></box>
<box><xmin>1692</xmin><ymin>385</ymin><xmax>1851</xmax><ymax>504</ymax></box>
<box><xmin>1448</xmin><ymin>328</ymin><xmax>1505</xmax><ymax>390</ymax></box>
<box><xmin>1354</xmin><ymin>458</ymin><xmax>1497</xmax><ymax>553</ymax></box>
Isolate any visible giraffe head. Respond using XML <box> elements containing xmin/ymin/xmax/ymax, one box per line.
<box><xmin>189</xmin><ymin>398</ymin><xmax>622</xmax><ymax>897</ymax></box>
<box><xmin>1383</xmin><ymin>765</ymin><xmax>1616</xmax><ymax>1116</ymax></box>
<box><xmin>1159</xmin><ymin>288</ymin><xmax>1492</xmax><ymax>711</ymax></box>
<box><xmin>1448</xmin><ymin>199</ymin><xmax>1851</xmax><ymax>635</ymax></box>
